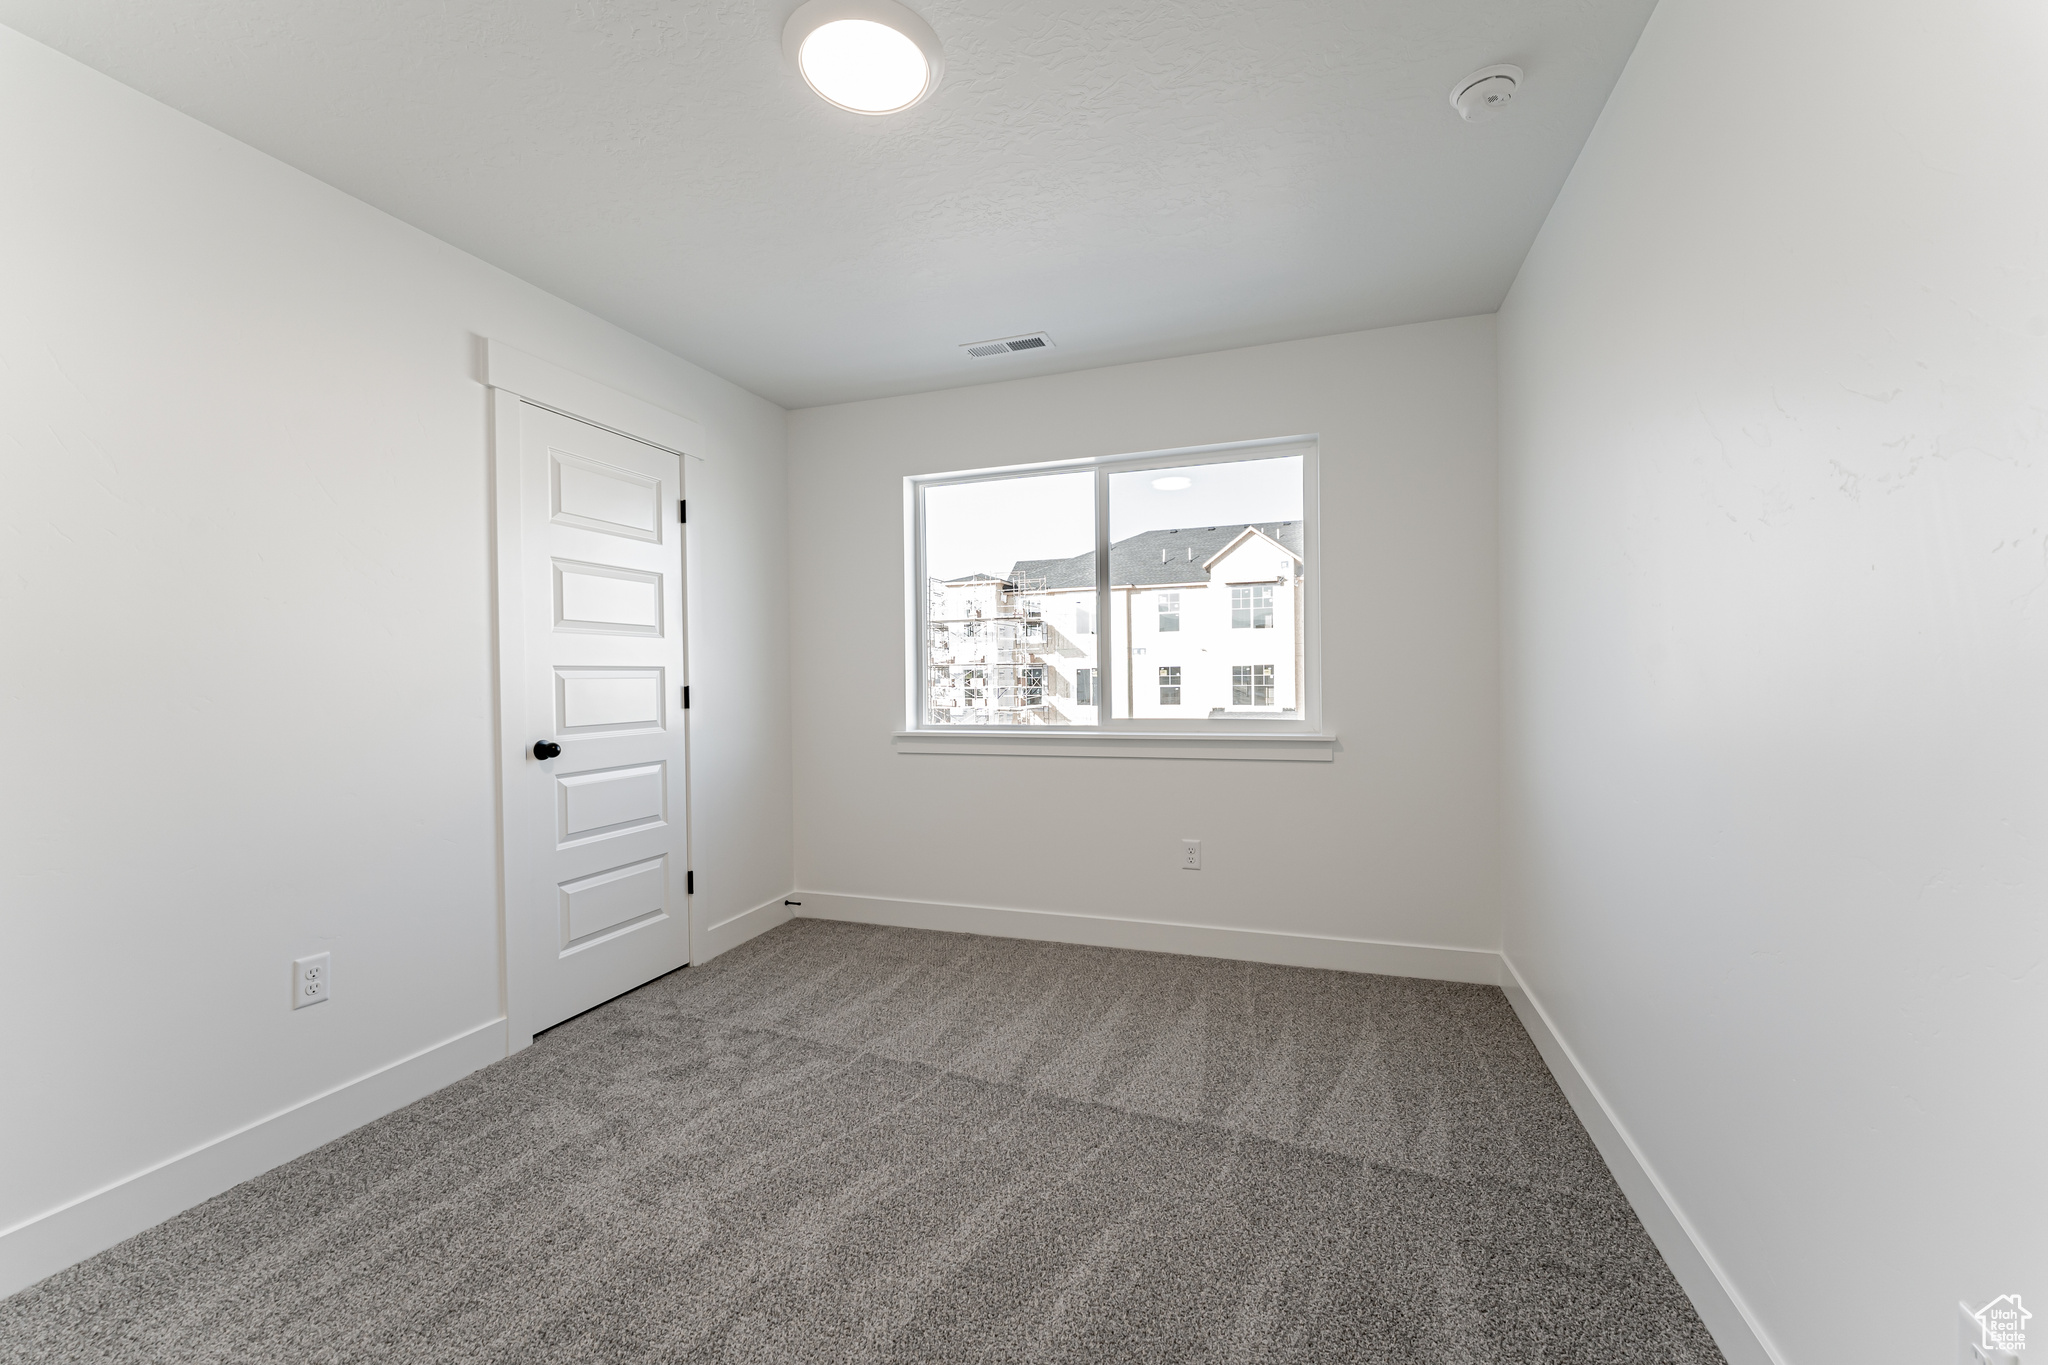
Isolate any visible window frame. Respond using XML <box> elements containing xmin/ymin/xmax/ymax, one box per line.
<box><xmin>903</xmin><ymin>435</ymin><xmax>1323</xmax><ymax>747</ymax></box>
<box><xmin>1230</xmin><ymin>582</ymin><xmax>1275</xmax><ymax>629</ymax></box>
<box><xmin>1159</xmin><ymin>665</ymin><xmax>1182</xmax><ymax>706</ymax></box>
<box><xmin>1231</xmin><ymin>663</ymin><xmax>1277</xmax><ymax>708</ymax></box>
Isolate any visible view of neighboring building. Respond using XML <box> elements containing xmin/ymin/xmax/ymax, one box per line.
<box><xmin>924</xmin><ymin>522</ymin><xmax>1304</xmax><ymax>725</ymax></box>
<box><xmin>923</xmin><ymin>572</ymin><xmax>1074</xmax><ymax>724</ymax></box>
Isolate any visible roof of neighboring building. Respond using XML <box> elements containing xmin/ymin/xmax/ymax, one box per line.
<box><xmin>1011</xmin><ymin>522</ymin><xmax>1303</xmax><ymax>589</ymax></box>
<box><xmin>940</xmin><ymin>572</ymin><xmax>1008</xmax><ymax>584</ymax></box>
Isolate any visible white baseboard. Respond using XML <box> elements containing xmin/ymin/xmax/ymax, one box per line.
<box><xmin>1499</xmin><ymin>958</ymin><xmax>1783</xmax><ymax>1365</ymax></box>
<box><xmin>0</xmin><ymin>907</ymin><xmax>1775</xmax><ymax>1365</ymax></box>
<box><xmin>700</xmin><ymin>894</ymin><xmax>796</xmax><ymax>961</ymax></box>
<box><xmin>790</xmin><ymin>890</ymin><xmax>1502</xmax><ymax>985</ymax></box>
<box><xmin>0</xmin><ymin>1017</ymin><xmax>507</xmax><ymax>1299</ymax></box>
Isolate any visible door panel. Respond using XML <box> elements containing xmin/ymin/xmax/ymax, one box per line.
<box><xmin>555</xmin><ymin>667</ymin><xmax>665</xmax><ymax>732</ymax></box>
<box><xmin>554</xmin><ymin>560</ymin><xmax>664</xmax><ymax>635</ymax></box>
<box><xmin>506</xmin><ymin>402</ymin><xmax>688</xmax><ymax>1039</ymax></box>
<box><xmin>560</xmin><ymin>856</ymin><xmax>669</xmax><ymax>946</ymax></box>
<box><xmin>557</xmin><ymin>763</ymin><xmax>667</xmax><ymax>844</ymax></box>
<box><xmin>553</xmin><ymin>451</ymin><xmax>662</xmax><ymax>538</ymax></box>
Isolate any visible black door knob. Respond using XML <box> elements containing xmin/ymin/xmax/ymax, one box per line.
<box><xmin>533</xmin><ymin>740</ymin><xmax>562</xmax><ymax>760</ymax></box>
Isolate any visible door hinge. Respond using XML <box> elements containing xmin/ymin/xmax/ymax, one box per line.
<box><xmin>682</xmin><ymin>685</ymin><xmax>690</xmax><ymax>709</ymax></box>
<box><xmin>679</xmin><ymin>499</ymin><xmax>687</xmax><ymax>524</ymax></box>
<box><xmin>686</xmin><ymin>870</ymin><xmax>694</xmax><ymax>895</ymax></box>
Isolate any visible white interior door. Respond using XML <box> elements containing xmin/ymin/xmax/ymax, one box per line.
<box><xmin>503</xmin><ymin>401</ymin><xmax>689</xmax><ymax>1043</ymax></box>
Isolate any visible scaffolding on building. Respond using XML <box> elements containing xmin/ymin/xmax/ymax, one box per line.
<box><xmin>925</xmin><ymin>573</ymin><xmax>1079</xmax><ymax>724</ymax></box>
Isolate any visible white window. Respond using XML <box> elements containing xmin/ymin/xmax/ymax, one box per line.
<box><xmin>1231</xmin><ymin>583</ymin><xmax>1274</xmax><ymax>629</ymax></box>
<box><xmin>1232</xmin><ymin>664</ymin><xmax>1275</xmax><ymax>706</ymax></box>
<box><xmin>910</xmin><ymin>438</ymin><xmax>1318</xmax><ymax>738</ymax></box>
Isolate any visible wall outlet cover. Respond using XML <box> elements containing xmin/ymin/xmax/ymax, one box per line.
<box><xmin>293</xmin><ymin>952</ymin><xmax>331</xmax><ymax>1009</ymax></box>
<box><xmin>1181</xmin><ymin>838</ymin><xmax>1202</xmax><ymax>870</ymax></box>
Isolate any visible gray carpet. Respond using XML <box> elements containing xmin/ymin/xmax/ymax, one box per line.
<box><xmin>0</xmin><ymin>920</ymin><xmax>1725</xmax><ymax>1363</ymax></box>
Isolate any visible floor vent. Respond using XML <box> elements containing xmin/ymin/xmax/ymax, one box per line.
<box><xmin>961</xmin><ymin>331</ymin><xmax>1055</xmax><ymax>358</ymax></box>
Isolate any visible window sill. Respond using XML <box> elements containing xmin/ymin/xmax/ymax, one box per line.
<box><xmin>891</xmin><ymin>730</ymin><xmax>1336</xmax><ymax>762</ymax></box>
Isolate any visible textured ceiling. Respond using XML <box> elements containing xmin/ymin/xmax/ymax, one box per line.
<box><xmin>0</xmin><ymin>0</ymin><xmax>1655</xmax><ymax>408</ymax></box>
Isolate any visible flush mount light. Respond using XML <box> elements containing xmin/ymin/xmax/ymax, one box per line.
<box><xmin>784</xmin><ymin>0</ymin><xmax>945</xmax><ymax>115</ymax></box>
<box><xmin>1152</xmin><ymin>477</ymin><xmax>1193</xmax><ymax>491</ymax></box>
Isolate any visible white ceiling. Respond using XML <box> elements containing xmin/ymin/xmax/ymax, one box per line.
<box><xmin>1</xmin><ymin>0</ymin><xmax>1656</xmax><ymax>408</ymax></box>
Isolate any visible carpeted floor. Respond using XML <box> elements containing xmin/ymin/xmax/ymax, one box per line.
<box><xmin>0</xmin><ymin>920</ymin><xmax>1725</xmax><ymax>1363</ymax></box>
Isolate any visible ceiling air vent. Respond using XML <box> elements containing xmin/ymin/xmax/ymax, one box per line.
<box><xmin>961</xmin><ymin>332</ymin><xmax>1055</xmax><ymax>359</ymax></box>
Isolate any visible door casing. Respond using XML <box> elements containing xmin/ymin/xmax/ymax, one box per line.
<box><xmin>486</xmin><ymin>341</ymin><xmax>706</xmax><ymax>1051</ymax></box>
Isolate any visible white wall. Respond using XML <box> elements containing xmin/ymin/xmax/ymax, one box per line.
<box><xmin>1497</xmin><ymin>2</ymin><xmax>2048</xmax><ymax>1361</ymax></box>
<box><xmin>0</xmin><ymin>25</ymin><xmax>790</xmax><ymax>1289</ymax></box>
<box><xmin>788</xmin><ymin>319</ymin><xmax>1497</xmax><ymax>962</ymax></box>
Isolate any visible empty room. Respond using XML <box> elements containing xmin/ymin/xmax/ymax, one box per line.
<box><xmin>0</xmin><ymin>1</ymin><xmax>2040</xmax><ymax>1362</ymax></box>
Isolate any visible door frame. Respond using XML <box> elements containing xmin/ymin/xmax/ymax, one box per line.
<box><xmin>485</xmin><ymin>340</ymin><xmax>706</xmax><ymax>1051</ymax></box>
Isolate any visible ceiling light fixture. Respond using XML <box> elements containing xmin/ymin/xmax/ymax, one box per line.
<box><xmin>784</xmin><ymin>0</ymin><xmax>945</xmax><ymax>115</ymax></box>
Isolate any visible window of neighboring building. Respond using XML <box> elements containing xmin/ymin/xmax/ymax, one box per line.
<box><xmin>911</xmin><ymin>438</ymin><xmax>1315</xmax><ymax>733</ymax></box>
<box><xmin>1231</xmin><ymin>583</ymin><xmax>1274</xmax><ymax>629</ymax></box>
<box><xmin>1232</xmin><ymin>664</ymin><xmax>1275</xmax><ymax>706</ymax></box>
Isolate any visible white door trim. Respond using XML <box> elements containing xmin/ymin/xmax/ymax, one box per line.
<box><xmin>484</xmin><ymin>340</ymin><xmax>705</xmax><ymax>459</ymax></box>
<box><xmin>487</xmin><ymin>345</ymin><xmax>704</xmax><ymax>1050</ymax></box>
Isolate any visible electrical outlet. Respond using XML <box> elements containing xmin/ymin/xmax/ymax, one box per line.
<box><xmin>1181</xmin><ymin>838</ymin><xmax>1202</xmax><ymax>871</ymax></box>
<box><xmin>293</xmin><ymin>953</ymin><xmax>330</xmax><ymax>1009</ymax></box>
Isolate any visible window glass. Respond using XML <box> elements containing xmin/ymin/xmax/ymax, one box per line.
<box><xmin>923</xmin><ymin>471</ymin><xmax>1095</xmax><ymax>726</ymax></box>
<box><xmin>1231</xmin><ymin>583</ymin><xmax>1275</xmax><ymax>629</ymax></box>
<box><xmin>1231</xmin><ymin>664</ymin><xmax>1276</xmax><ymax>707</ymax></box>
<box><xmin>1105</xmin><ymin>453</ymin><xmax>1302</xmax><ymax>719</ymax></box>
<box><xmin>916</xmin><ymin>446</ymin><xmax>1308</xmax><ymax>730</ymax></box>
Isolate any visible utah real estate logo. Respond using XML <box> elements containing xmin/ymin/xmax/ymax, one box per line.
<box><xmin>1970</xmin><ymin>1295</ymin><xmax>2031</xmax><ymax>1360</ymax></box>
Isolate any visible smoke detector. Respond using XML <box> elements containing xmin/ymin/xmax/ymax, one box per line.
<box><xmin>961</xmin><ymin>332</ymin><xmax>1055</xmax><ymax>359</ymax></box>
<box><xmin>1450</xmin><ymin>64</ymin><xmax>1522</xmax><ymax>122</ymax></box>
